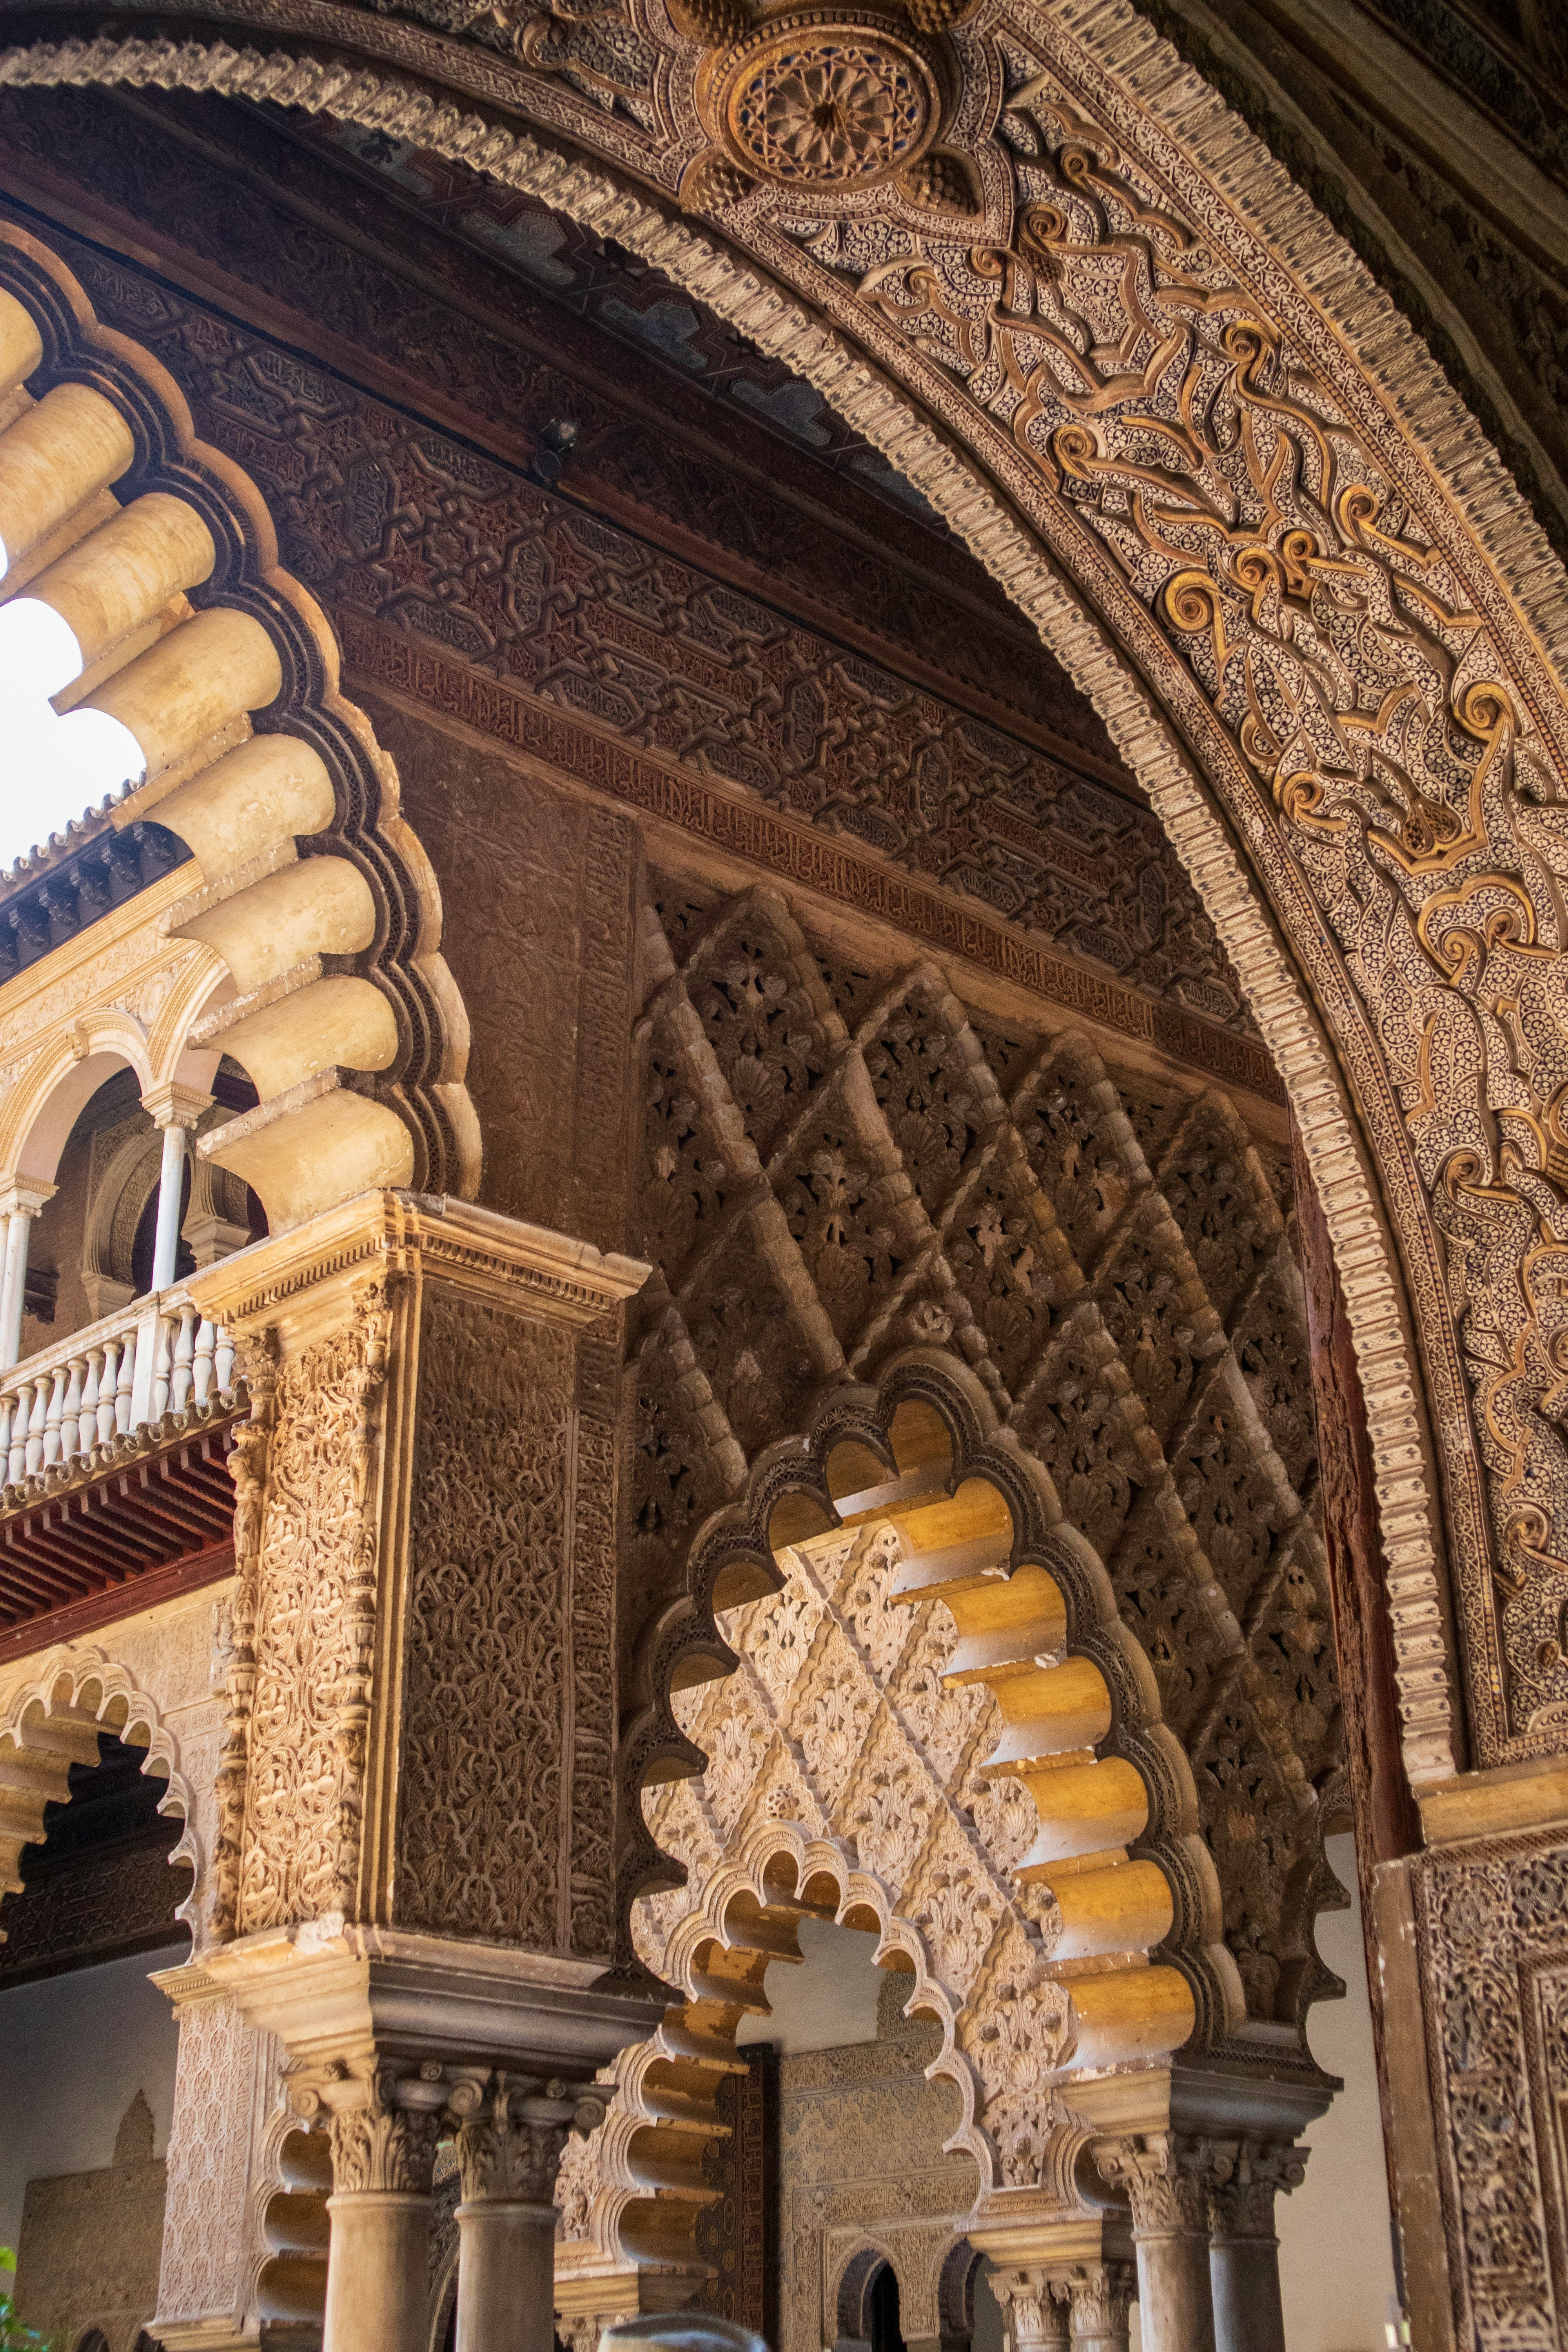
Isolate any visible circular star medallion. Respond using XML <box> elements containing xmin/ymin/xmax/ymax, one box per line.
<box><xmin>718</xmin><ymin>17</ymin><xmax>942</xmax><ymax>189</ymax></box>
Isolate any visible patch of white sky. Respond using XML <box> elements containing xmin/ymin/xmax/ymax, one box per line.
<box><xmin>0</xmin><ymin>537</ymin><xmax>146</xmax><ymax>872</ymax></box>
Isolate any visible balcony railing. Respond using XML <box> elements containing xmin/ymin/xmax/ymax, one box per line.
<box><xmin>0</xmin><ymin>1289</ymin><xmax>239</xmax><ymax>1495</ymax></box>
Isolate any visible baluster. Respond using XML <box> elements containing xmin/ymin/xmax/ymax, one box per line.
<box><xmin>8</xmin><ymin>1383</ymin><xmax>31</xmax><ymax>1484</ymax></box>
<box><xmin>171</xmin><ymin>1307</ymin><xmax>197</xmax><ymax>1413</ymax></box>
<box><xmin>96</xmin><ymin>1341</ymin><xmax>120</xmax><ymax>1446</ymax></box>
<box><xmin>0</xmin><ymin>1393</ymin><xmax>13</xmax><ymax>1487</ymax></box>
<box><xmin>115</xmin><ymin>1329</ymin><xmax>136</xmax><ymax>1434</ymax></box>
<box><xmin>215</xmin><ymin>1325</ymin><xmax>235</xmax><ymax>1394</ymax></box>
<box><xmin>152</xmin><ymin>1312</ymin><xmax>174</xmax><ymax>1422</ymax></box>
<box><xmin>25</xmin><ymin>1376</ymin><xmax>48</xmax><ymax>1475</ymax></box>
<box><xmin>80</xmin><ymin>1350</ymin><xmax>103</xmax><ymax>1458</ymax></box>
<box><xmin>192</xmin><ymin>1318</ymin><xmax>216</xmax><ymax>1407</ymax></box>
<box><xmin>42</xmin><ymin>1367</ymin><xmax>69</xmax><ymax>1467</ymax></box>
<box><xmin>58</xmin><ymin>1357</ymin><xmax>85</xmax><ymax>1468</ymax></box>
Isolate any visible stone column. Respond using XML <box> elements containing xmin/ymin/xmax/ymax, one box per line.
<box><xmin>142</xmin><ymin>1082</ymin><xmax>211</xmax><ymax>1294</ymax></box>
<box><xmin>987</xmin><ymin>2270</ymin><xmax>1070</xmax><ymax>2352</ymax></box>
<box><xmin>1207</xmin><ymin>2143</ymin><xmax>1307</xmax><ymax>2352</ymax></box>
<box><xmin>1097</xmin><ymin>2136</ymin><xmax>1216</xmax><ymax>2352</ymax></box>
<box><xmin>296</xmin><ymin>2063</ymin><xmax>448</xmax><ymax>2352</ymax></box>
<box><xmin>450</xmin><ymin>2072</ymin><xmax>606</xmax><ymax>2352</ymax></box>
<box><xmin>1059</xmin><ymin>2262</ymin><xmax>1137</xmax><ymax>2352</ymax></box>
<box><xmin>0</xmin><ymin>1178</ymin><xmax>55</xmax><ymax>1368</ymax></box>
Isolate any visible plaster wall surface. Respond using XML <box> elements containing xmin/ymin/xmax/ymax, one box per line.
<box><xmin>1274</xmin><ymin>1834</ymin><xmax>1399</xmax><ymax>2352</ymax></box>
<box><xmin>0</xmin><ymin>1942</ymin><xmax>185</xmax><ymax>2258</ymax></box>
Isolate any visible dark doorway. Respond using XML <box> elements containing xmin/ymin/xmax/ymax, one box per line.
<box><xmin>869</xmin><ymin>2261</ymin><xmax>907</xmax><ymax>2352</ymax></box>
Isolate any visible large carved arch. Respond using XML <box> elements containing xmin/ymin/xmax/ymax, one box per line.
<box><xmin>0</xmin><ymin>218</ymin><xmax>479</xmax><ymax>1227</ymax></box>
<box><xmin>5</xmin><ymin>0</ymin><xmax>1563</xmax><ymax>1792</ymax></box>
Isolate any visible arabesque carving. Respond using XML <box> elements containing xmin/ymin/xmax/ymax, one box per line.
<box><xmin>238</xmin><ymin>1305</ymin><xmax>382</xmax><ymax>1934</ymax></box>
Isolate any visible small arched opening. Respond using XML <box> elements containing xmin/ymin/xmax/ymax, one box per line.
<box><xmin>0</xmin><ymin>1707</ymin><xmax>191</xmax><ymax>2351</ymax></box>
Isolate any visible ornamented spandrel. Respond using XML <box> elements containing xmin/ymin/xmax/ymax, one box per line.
<box><xmin>397</xmin><ymin>1290</ymin><xmax>573</xmax><ymax>1950</ymax></box>
<box><xmin>631</xmin><ymin>879</ymin><xmax>1338</xmax><ymax>2042</ymax></box>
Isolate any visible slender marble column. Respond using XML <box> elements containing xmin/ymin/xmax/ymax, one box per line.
<box><xmin>0</xmin><ymin>1180</ymin><xmax>55</xmax><ymax>1368</ymax></box>
<box><xmin>1208</xmin><ymin>2143</ymin><xmax>1307</xmax><ymax>2352</ymax></box>
<box><xmin>452</xmin><ymin>2073</ymin><xmax>607</xmax><ymax>2352</ymax></box>
<box><xmin>1098</xmin><ymin>2136</ymin><xmax>1217</xmax><ymax>2352</ymax></box>
<box><xmin>141</xmin><ymin>1083</ymin><xmax>210</xmax><ymax>1293</ymax></box>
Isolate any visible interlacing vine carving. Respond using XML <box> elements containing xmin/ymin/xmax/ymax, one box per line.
<box><xmin>238</xmin><ymin>1297</ymin><xmax>389</xmax><ymax>1933</ymax></box>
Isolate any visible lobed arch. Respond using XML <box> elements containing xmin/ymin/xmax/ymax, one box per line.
<box><xmin>0</xmin><ymin>217</ymin><xmax>479</xmax><ymax>1230</ymax></box>
<box><xmin>624</xmin><ymin>1350</ymin><xmax>1240</xmax><ymax>2057</ymax></box>
<box><xmin>562</xmin><ymin>1816</ymin><xmax>1012</xmax><ymax>2274</ymax></box>
<box><xmin>2</xmin><ymin>0</ymin><xmax>1554</xmax><ymax>1780</ymax></box>
<box><xmin>0</xmin><ymin>1638</ymin><xmax>203</xmax><ymax>1944</ymax></box>
<box><xmin>577</xmin><ymin>1351</ymin><xmax>1263</xmax><ymax>2278</ymax></box>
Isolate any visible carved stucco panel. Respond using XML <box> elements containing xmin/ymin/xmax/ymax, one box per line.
<box><xmin>238</xmin><ymin>1325</ymin><xmax>368</xmax><ymax>1934</ymax></box>
<box><xmin>397</xmin><ymin>1289</ymin><xmax>576</xmax><ymax>1951</ymax></box>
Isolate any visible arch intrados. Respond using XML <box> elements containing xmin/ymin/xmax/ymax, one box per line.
<box><xmin>11</xmin><ymin>1042</ymin><xmax>151</xmax><ymax>1183</ymax></box>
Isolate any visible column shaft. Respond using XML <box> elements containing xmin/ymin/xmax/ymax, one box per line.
<box><xmin>1133</xmin><ymin>2231</ymin><xmax>1214</xmax><ymax>2352</ymax></box>
<box><xmin>1210</xmin><ymin>2235</ymin><xmax>1284</xmax><ymax>2352</ymax></box>
<box><xmin>455</xmin><ymin>2199</ymin><xmax>555</xmax><ymax>2352</ymax></box>
<box><xmin>151</xmin><ymin>1118</ymin><xmax>189</xmax><ymax>1293</ymax></box>
<box><xmin>323</xmin><ymin>2191</ymin><xmax>433</xmax><ymax>2352</ymax></box>
<box><xmin>0</xmin><ymin>1207</ymin><xmax>31</xmax><ymax>1368</ymax></box>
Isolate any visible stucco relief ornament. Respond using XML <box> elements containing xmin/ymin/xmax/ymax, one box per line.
<box><xmin>693</xmin><ymin>6</ymin><xmax>960</xmax><ymax>207</ymax></box>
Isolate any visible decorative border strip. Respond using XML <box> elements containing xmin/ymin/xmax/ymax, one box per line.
<box><xmin>339</xmin><ymin>613</ymin><xmax>1284</xmax><ymax>1104</ymax></box>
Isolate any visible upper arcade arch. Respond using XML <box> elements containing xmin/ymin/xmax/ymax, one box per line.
<box><xmin>6</xmin><ymin>0</ymin><xmax>1564</xmax><ymax>1796</ymax></box>
<box><xmin>0</xmin><ymin>218</ymin><xmax>479</xmax><ymax>1232</ymax></box>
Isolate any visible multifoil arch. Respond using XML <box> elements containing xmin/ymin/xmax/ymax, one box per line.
<box><xmin>0</xmin><ymin>1637</ymin><xmax>203</xmax><ymax>1942</ymax></box>
<box><xmin>0</xmin><ymin>216</ymin><xmax>480</xmax><ymax>1228</ymax></box>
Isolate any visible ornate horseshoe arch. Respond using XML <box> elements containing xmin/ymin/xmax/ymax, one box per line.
<box><xmin>8</xmin><ymin>0</ymin><xmax>1568</xmax><ymax>1789</ymax></box>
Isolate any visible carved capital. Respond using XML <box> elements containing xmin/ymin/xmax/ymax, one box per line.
<box><xmin>1059</xmin><ymin>2262</ymin><xmax>1136</xmax><ymax>2348</ymax></box>
<box><xmin>987</xmin><ymin>2268</ymin><xmax>1070</xmax><ymax>2350</ymax></box>
<box><xmin>1207</xmin><ymin>2138</ymin><xmax>1309</xmax><ymax>2242</ymax></box>
<box><xmin>448</xmin><ymin>2071</ymin><xmax>609</xmax><ymax>2207</ymax></box>
<box><xmin>1094</xmin><ymin>2132</ymin><xmax>1219</xmax><ymax>2236</ymax></box>
<box><xmin>289</xmin><ymin>2060</ymin><xmax>448</xmax><ymax>2197</ymax></box>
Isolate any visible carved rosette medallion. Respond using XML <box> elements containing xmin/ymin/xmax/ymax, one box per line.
<box><xmin>714</xmin><ymin>14</ymin><xmax>941</xmax><ymax>187</ymax></box>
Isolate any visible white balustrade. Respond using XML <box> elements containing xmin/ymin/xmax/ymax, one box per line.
<box><xmin>0</xmin><ymin>1287</ymin><xmax>238</xmax><ymax>1491</ymax></box>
